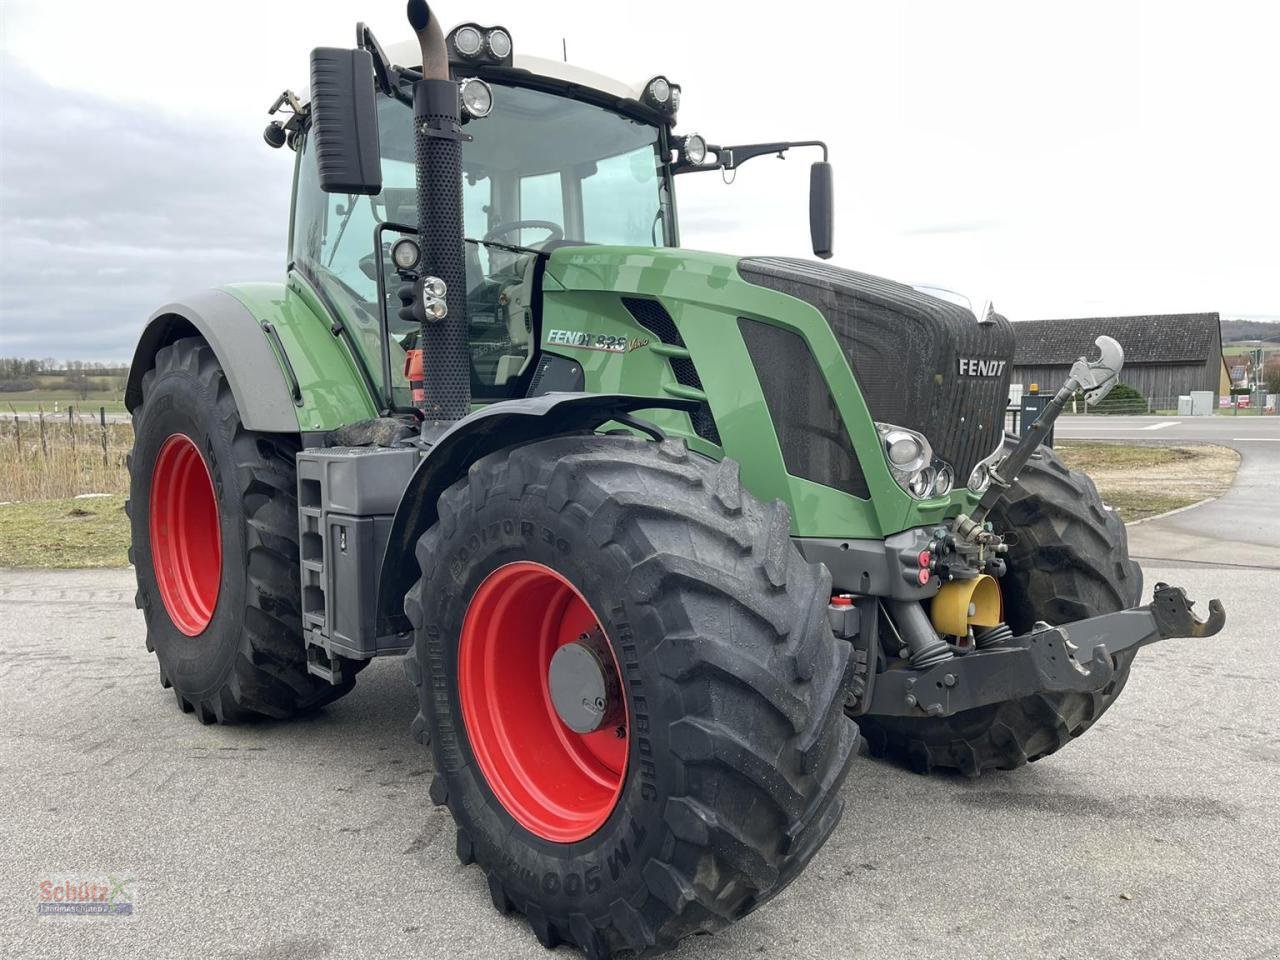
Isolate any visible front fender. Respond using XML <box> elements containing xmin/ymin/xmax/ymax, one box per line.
<box><xmin>374</xmin><ymin>393</ymin><xmax>699</xmax><ymax>636</ymax></box>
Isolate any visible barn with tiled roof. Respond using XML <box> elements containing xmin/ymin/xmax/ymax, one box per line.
<box><xmin>1012</xmin><ymin>313</ymin><xmax>1226</xmax><ymax>405</ymax></box>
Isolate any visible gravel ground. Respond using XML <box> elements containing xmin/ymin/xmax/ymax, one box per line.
<box><xmin>1</xmin><ymin>562</ymin><xmax>1276</xmax><ymax>960</ymax></box>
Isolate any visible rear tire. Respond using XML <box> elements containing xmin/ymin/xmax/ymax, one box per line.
<box><xmin>403</xmin><ymin>435</ymin><xmax>857</xmax><ymax>958</ymax></box>
<box><xmin>859</xmin><ymin>445</ymin><xmax>1143</xmax><ymax>776</ymax></box>
<box><xmin>128</xmin><ymin>336</ymin><xmax>360</xmax><ymax>723</ymax></box>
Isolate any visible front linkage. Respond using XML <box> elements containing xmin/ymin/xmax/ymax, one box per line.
<box><xmin>854</xmin><ymin>583</ymin><xmax>1225</xmax><ymax>719</ymax></box>
<box><xmin>840</xmin><ymin>334</ymin><xmax>1226</xmax><ymax>722</ymax></box>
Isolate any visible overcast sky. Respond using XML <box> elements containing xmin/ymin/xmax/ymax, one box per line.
<box><xmin>2</xmin><ymin>0</ymin><xmax>1277</xmax><ymax>361</ymax></box>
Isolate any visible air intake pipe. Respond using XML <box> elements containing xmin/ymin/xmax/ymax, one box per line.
<box><xmin>406</xmin><ymin>0</ymin><xmax>470</xmax><ymax>426</ymax></box>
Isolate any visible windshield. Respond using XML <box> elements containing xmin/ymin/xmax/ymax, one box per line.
<box><xmin>291</xmin><ymin>82</ymin><xmax>673</xmax><ymax>409</ymax></box>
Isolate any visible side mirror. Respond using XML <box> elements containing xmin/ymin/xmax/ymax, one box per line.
<box><xmin>309</xmin><ymin>48</ymin><xmax>382</xmax><ymax>195</ymax></box>
<box><xmin>809</xmin><ymin>162</ymin><xmax>834</xmax><ymax>260</ymax></box>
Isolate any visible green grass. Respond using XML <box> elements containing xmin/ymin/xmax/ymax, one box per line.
<box><xmin>0</xmin><ymin>495</ymin><xmax>130</xmax><ymax>568</ymax></box>
<box><xmin>1</xmin><ymin>390</ymin><xmax>126</xmax><ymax>414</ymax></box>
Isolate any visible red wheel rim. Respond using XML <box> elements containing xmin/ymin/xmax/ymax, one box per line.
<box><xmin>149</xmin><ymin>434</ymin><xmax>222</xmax><ymax>637</ymax></box>
<box><xmin>459</xmin><ymin>562</ymin><xmax>629</xmax><ymax>843</ymax></box>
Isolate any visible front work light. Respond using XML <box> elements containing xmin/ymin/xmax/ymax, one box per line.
<box><xmin>643</xmin><ymin>76</ymin><xmax>680</xmax><ymax>116</ymax></box>
<box><xmin>460</xmin><ymin>78</ymin><xmax>494</xmax><ymax>119</ymax></box>
<box><xmin>683</xmin><ymin>134</ymin><xmax>708</xmax><ymax>165</ymax></box>
<box><xmin>391</xmin><ymin>238</ymin><xmax>421</xmax><ymax>272</ymax></box>
<box><xmin>486</xmin><ymin>28</ymin><xmax>512</xmax><ymax>60</ymax></box>
<box><xmin>452</xmin><ymin>25</ymin><xmax>484</xmax><ymax>57</ymax></box>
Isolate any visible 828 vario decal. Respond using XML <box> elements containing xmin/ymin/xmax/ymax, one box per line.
<box><xmin>547</xmin><ymin>329</ymin><xmax>650</xmax><ymax>354</ymax></box>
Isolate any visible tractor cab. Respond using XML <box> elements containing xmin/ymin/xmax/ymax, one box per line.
<box><xmin>274</xmin><ymin>24</ymin><xmax>832</xmax><ymax>416</ymax></box>
<box><xmin>286</xmin><ymin>34</ymin><xmax>682</xmax><ymax>413</ymax></box>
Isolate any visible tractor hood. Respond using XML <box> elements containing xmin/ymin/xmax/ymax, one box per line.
<box><xmin>737</xmin><ymin>257</ymin><xmax>1016</xmax><ymax>482</ymax></box>
<box><xmin>544</xmin><ymin>247</ymin><xmax>1014</xmax><ymax>484</ymax></box>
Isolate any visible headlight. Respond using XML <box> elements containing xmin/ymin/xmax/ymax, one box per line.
<box><xmin>876</xmin><ymin>423</ymin><xmax>955</xmax><ymax>501</ymax></box>
<box><xmin>933</xmin><ymin>464</ymin><xmax>954</xmax><ymax>497</ymax></box>
<box><xmin>967</xmin><ymin>438</ymin><xmax>1012</xmax><ymax>494</ymax></box>
<box><xmin>460</xmin><ymin>78</ymin><xmax>493</xmax><ymax>119</ymax></box>
<box><xmin>907</xmin><ymin>467</ymin><xmax>935</xmax><ymax>499</ymax></box>
<box><xmin>648</xmin><ymin>77</ymin><xmax>671</xmax><ymax>104</ymax></box>
<box><xmin>878</xmin><ymin>424</ymin><xmax>929</xmax><ymax>474</ymax></box>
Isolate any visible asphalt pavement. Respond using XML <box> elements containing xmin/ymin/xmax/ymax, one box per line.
<box><xmin>1055</xmin><ymin>414</ymin><xmax>1280</xmax><ymax>569</ymax></box>
<box><xmin>3</xmin><ymin>413</ymin><xmax>1277</xmax><ymax>960</ymax></box>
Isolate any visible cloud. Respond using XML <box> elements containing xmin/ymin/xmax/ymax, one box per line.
<box><xmin>0</xmin><ymin>63</ymin><xmax>293</xmax><ymax>361</ymax></box>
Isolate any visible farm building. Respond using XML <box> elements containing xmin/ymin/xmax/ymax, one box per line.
<box><xmin>1011</xmin><ymin>313</ymin><xmax>1227</xmax><ymax>405</ymax></box>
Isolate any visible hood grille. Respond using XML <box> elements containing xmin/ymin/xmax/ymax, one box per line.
<box><xmin>739</xmin><ymin>258</ymin><xmax>1015</xmax><ymax>479</ymax></box>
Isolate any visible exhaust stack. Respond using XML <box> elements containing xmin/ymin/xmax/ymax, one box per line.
<box><xmin>406</xmin><ymin>0</ymin><xmax>470</xmax><ymax>426</ymax></box>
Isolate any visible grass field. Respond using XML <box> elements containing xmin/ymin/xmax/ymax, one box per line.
<box><xmin>1056</xmin><ymin>442</ymin><xmax>1240</xmax><ymax>521</ymax></box>
<box><xmin>2</xmin><ymin>392</ymin><xmax>127</xmax><ymax>414</ymax></box>
<box><xmin>0</xmin><ymin>495</ymin><xmax>129</xmax><ymax>568</ymax></box>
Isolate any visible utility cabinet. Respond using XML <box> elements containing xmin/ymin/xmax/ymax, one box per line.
<box><xmin>295</xmin><ymin>446</ymin><xmax>420</xmax><ymax>681</ymax></box>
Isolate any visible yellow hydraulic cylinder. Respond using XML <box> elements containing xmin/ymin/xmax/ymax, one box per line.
<box><xmin>930</xmin><ymin>574</ymin><xmax>1002</xmax><ymax>637</ymax></box>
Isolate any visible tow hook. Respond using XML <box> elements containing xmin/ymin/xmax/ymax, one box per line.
<box><xmin>1149</xmin><ymin>583</ymin><xmax>1226</xmax><ymax>639</ymax></box>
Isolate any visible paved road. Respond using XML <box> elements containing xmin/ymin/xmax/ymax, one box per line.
<box><xmin>2</xmin><ymin>562</ymin><xmax>1276</xmax><ymax>960</ymax></box>
<box><xmin>1056</xmin><ymin>415</ymin><xmax>1280</xmax><ymax>570</ymax></box>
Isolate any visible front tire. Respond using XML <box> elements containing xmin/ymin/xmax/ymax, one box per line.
<box><xmin>859</xmin><ymin>445</ymin><xmax>1143</xmax><ymax>776</ymax></box>
<box><xmin>128</xmin><ymin>336</ymin><xmax>359</xmax><ymax>723</ymax></box>
<box><xmin>403</xmin><ymin>436</ymin><xmax>857</xmax><ymax>958</ymax></box>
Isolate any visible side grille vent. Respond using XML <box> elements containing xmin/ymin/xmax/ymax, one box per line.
<box><xmin>738</xmin><ymin>318</ymin><xmax>870</xmax><ymax>499</ymax></box>
<box><xmin>621</xmin><ymin>297</ymin><xmax>721</xmax><ymax>445</ymax></box>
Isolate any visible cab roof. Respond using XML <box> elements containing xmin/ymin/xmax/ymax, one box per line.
<box><xmin>381</xmin><ymin>39</ymin><xmax>650</xmax><ymax>104</ymax></box>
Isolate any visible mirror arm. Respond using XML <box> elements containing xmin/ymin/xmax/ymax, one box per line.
<box><xmin>671</xmin><ymin>139</ymin><xmax>829</xmax><ymax>175</ymax></box>
<box><xmin>357</xmin><ymin>22</ymin><xmax>403</xmax><ymax>98</ymax></box>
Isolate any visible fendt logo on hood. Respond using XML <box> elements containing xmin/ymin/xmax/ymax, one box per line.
<box><xmin>958</xmin><ymin>357</ymin><xmax>1007</xmax><ymax>378</ymax></box>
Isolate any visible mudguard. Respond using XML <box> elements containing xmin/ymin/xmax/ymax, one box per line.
<box><xmin>374</xmin><ymin>392</ymin><xmax>699</xmax><ymax>636</ymax></box>
<box><xmin>125</xmin><ymin>282</ymin><xmax>379</xmax><ymax>434</ymax></box>
<box><xmin>125</xmin><ymin>289</ymin><xmax>302</xmax><ymax>432</ymax></box>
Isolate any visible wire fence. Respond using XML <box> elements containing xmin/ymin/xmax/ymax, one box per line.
<box><xmin>0</xmin><ymin>404</ymin><xmax>132</xmax><ymax>501</ymax></box>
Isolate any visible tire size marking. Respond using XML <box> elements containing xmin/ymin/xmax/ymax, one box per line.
<box><xmin>611</xmin><ymin>602</ymin><xmax>657</xmax><ymax>804</ymax></box>
<box><xmin>425</xmin><ymin>624</ymin><xmax>464</xmax><ymax>773</ymax></box>
<box><xmin>448</xmin><ymin>519</ymin><xmax>569</xmax><ymax>585</ymax></box>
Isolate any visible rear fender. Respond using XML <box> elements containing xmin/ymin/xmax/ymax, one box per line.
<box><xmin>374</xmin><ymin>393</ymin><xmax>698</xmax><ymax>636</ymax></box>
<box><xmin>125</xmin><ymin>283</ymin><xmax>378</xmax><ymax>433</ymax></box>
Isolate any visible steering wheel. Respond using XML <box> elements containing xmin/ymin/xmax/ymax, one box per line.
<box><xmin>483</xmin><ymin>220</ymin><xmax>564</xmax><ymax>246</ymax></box>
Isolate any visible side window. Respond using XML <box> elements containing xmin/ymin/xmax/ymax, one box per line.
<box><xmin>320</xmin><ymin>194</ymin><xmax>379</xmax><ymax>302</ymax></box>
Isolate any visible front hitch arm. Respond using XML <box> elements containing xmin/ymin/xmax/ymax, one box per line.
<box><xmin>1149</xmin><ymin>582</ymin><xmax>1227</xmax><ymax>639</ymax></box>
<box><xmin>860</xmin><ymin>584</ymin><xmax>1226</xmax><ymax>719</ymax></box>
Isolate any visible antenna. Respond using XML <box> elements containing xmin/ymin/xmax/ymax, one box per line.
<box><xmin>562</xmin><ymin>38</ymin><xmax>568</xmax><ymax>62</ymax></box>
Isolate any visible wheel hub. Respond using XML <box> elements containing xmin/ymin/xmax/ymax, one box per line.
<box><xmin>548</xmin><ymin>630</ymin><xmax>622</xmax><ymax>734</ymax></box>
<box><xmin>458</xmin><ymin>562</ymin><xmax>629</xmax><ymax>843</ymax></box>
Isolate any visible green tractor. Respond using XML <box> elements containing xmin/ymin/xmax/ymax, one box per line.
<box><xmin>125</xmin><ymin>3</ymin><xmax>1225</xmax><ymax>956</ymax></box>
